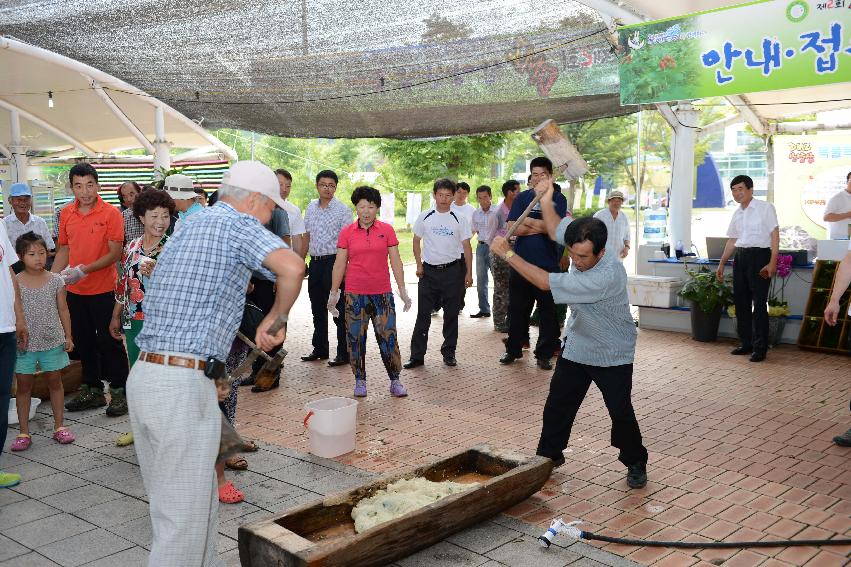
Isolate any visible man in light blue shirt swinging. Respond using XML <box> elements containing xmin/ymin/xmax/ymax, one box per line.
<box><xmin>490</xmin><ymin>174</ymin><xmax>648</xmax><ymax>490</ymax></box>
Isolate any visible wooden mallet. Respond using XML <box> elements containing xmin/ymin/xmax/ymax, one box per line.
<box><xmin>505</xmin><ymin>119</ymin><xmax>589</xmax><ymax>239</ymax></box>
<box><xmin>229</xmin><ymin>315</ymin><xmax>287</xmax><ymax>384</ymax></box>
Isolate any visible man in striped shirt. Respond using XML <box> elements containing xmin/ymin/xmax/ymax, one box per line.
<box><xmin>490</xmin><ymin>175</ymin><xmax>648</xmax><ymax>490</ymax></box>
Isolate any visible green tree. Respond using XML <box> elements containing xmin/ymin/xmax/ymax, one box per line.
<box><xmin>421</xmin><ymin>14</ymin><xmax>472</xmax><ymax>43</ymax></box>
<box><xmin>376</xmin><ymin>135</ymin><xmax>507</xmax><ymax>186</ymax></box>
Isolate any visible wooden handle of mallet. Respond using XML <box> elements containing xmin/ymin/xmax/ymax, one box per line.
<box><xmin>267</xmin><ymin>314</ymin><xmax>288</xmax><ymax>335</ymax></box>
<box><xmin>229</xmin><ymin>314</ymin><xmax>289</xmax><ymax>379</ymax></box>
<box><xmin>504</xmin><ymin>191</ymin><xmax>546</xmax><ymax>240</ymax></box>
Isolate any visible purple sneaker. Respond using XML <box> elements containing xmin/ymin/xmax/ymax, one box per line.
<box><xmin>389</xmin><ymin>380</ymin><xmax>408</xmax><ymax>397</ymax></box>
<box><xmin>354</xmin><ymin>380</ymin><xmax>367</xmax><ymax>397</ymax></box>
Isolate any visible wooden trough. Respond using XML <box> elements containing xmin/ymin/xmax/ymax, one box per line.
<box><xmin>238</xmin><ymin>445</ymin><xmax>553</xmax><ymax>567</ymax></box>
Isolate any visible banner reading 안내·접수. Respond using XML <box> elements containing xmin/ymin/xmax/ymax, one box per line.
<box><xmin>617</xmin><ymin>0</ymin><xmax>851</xmax><ymax>105</ymax></box>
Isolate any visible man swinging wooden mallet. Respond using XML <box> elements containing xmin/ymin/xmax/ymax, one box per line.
<box><xmin>490</xmin><ymin>174</ymin><xmax>649</xmax><ymax>489</ymax></box>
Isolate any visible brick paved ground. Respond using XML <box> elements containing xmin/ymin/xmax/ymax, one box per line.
<box><xmin>235</xmin><ymin>269</ymin><xmax>851</xmax><ymax>567</ymax></box>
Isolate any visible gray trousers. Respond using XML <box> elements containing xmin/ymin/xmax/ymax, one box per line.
<box><xmin>127</xmin><ymin>357</ymin><xmax>223</xmax><ymax>567</ymax></box>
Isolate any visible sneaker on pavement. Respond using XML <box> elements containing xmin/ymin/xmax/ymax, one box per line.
<box><xmin>626</xmin><ymin>462</ymin><xmax>648</xmax><ymax>489</ymax></box>
<box><xmin>116</xmin><ymin>432</ymin><xmax>135</xmax><ymax>446</ymax></box>
<box><xmin>832</xmin><ymin>428</ymin><xmax>851</xmax><ymax>447</ymax></box>
<box><xmin>65</xmin><ymin>384</ymin><xmax>107</xmax><ymax>412</ymax></box>
<box><xmin>0</xmin><ymin>472</ymin><xmax>21</xmax><ymax>488</ymax></box>
<box><xmin>390</xmin><ymin>380</ymin><xmax>408</xmax><ymax>397</ymax></box>
<box><xmin>106</xmin><ymin>387</ymin><xmax>129</xmax><ymax>417</ymax></box>
<box><xmin>354</xmin><ymin>380</ymin><xmax>367</xmax><ymax>397</ymax></box>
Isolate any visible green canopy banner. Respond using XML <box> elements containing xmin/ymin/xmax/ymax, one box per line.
<box><xmin>618</xmin><ymin>0</ymin><xmax>851</xmax><ymax>104</ymax></box>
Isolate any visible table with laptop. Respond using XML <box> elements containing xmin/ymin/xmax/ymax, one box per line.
<box><xmin>631</xmin><ymin>236</ymin><xmax>817</xmax><ymax>344</ymax></box>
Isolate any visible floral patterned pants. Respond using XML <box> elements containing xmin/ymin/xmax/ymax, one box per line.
<box><xmin>344</xmin><ymin>293</ymin><xmax>402</xmax><ymax>383</ymax></box>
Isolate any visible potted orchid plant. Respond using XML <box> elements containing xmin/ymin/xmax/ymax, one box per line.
<box><xmin>767</xmin><ymin>254</ymin><xmax>793</xmax><ymax>344</ymax></box>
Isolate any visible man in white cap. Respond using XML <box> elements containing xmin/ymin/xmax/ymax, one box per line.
<box><xmin>593</xmin><ymin>190</ymin><xmax>631</xmax><ymax>261</ymax></box>
<box><xmin>128</xmin><ymin>161</ymin><xmax>305</xmax><ymax>567</ymax></box>
<box><xmin>163</xmin><ymin>173</ymin><xmax>203</xmax><ymax>232</ymax></box>
<box><xmin>3</xmin><ymin>182</ymin><xmax>55</xmax><ymax>260</ymax></box>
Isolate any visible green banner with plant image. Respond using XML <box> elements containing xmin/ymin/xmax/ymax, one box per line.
<box><xmin>618</xmin><ymin>0</ymin><xmax>851</xmax><ymax>104</ymax></box>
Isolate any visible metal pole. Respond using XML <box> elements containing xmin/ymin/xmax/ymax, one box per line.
<box><xmin>250</xmin><ymin>132</ymin><xmax>256</xmax><ymax>161</ymax></box>
<box><xmin>153</xmin><ymin>105</ymin><xmax>171</xmax><ymax>179</ymax></box>
<box><xmin>7</xmin><ymin>109</ymin><xmax>28</xmax><ymax>214</ymax></box>
<box><xmin>765</xmin><ymin>136</ymin><xmax>775</xmax><ymax>204</ymax></box>
<box><xmin>634</xmin><ymin>109</ymin><xmax>642</xmax><ymax>272</ymax></box>
<box><xmin>10</xmin><ymin>109</ymin><xmax>28</xmax><ymax>183</ymax></box>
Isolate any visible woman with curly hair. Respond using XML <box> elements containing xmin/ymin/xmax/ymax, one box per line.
<box><xmin>109</xmin><ymin>189</ymin><xmax>175</xmax><ymax>446</ymax></box>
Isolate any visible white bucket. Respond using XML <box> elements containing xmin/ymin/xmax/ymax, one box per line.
<box><xmin>303</xmin><ymin>397</ymin><xmax>358</xmax><ymax>458</ymax></box>
<box><xmin>8</xmin><ymin>398</ymin><xmax>41</xmax><ymax>425</ymax></box>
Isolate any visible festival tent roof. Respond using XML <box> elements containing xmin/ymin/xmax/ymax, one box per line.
<box><xmin>0</xmin><ymin>37</ymin><xmax>237</xmax><ymax>161</ymax></box>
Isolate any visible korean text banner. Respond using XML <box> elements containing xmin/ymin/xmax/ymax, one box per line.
<box><xmin>617</xmin><ymin>0</ymin><xmax>851</xmax><ymax>105</ymax></box>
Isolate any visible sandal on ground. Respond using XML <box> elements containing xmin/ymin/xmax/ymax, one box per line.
<box><xmin>225</xmin><ymin>457</ymin><xmax>248</xmax><ymax>470</ymax></box>
<box><xmin>218</xmin><ymin>481</ymin><xmax>244</xmax><ymax>504</ymax></box>
<box><xmin>116</xmin><ymin>432</ymin><xmax>134</xmax><ymax>446</ymax></box>
<box><xmin>242</xmin><ymin>440</ymin><xmax>259</xmax><ymax>453</ymax></box>
<box><xmin>52</xmin><ymin>427</ymin><xmax>76</xmax><ymax>444</ymax></box>
<box><xmin>10</xmin><ymin>434</ymin><xmax>32</xmax><ymax>452</ymax></box>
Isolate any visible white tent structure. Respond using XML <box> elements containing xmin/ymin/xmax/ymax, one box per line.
<box><xmin>581</xmin><ymin>0</ymin><xmax>851</xmax><ymax>251</ymax></box>
<box><xmin>0</xmin><ymin>36</ymin><xmax>237</xmax><ymax>195</ymax></box>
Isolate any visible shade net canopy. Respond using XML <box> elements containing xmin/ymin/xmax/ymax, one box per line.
<box><xmin>0</xmin><ymin>0</ymin><xmax>633</xmax><ymax>139</ymax></box>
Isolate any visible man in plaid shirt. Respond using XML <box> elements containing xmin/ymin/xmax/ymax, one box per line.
<box><xmin>129</xmin><ymin>161</ymin><xmax>305</xmax><ymax>567</ymax></box>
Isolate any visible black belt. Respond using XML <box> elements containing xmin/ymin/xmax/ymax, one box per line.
<box><xmin>736</xmin><ymin>247</ymin><xmax>770</xmax><ymax>251</ymax></box>
<box><xmin>311</xmin><ymin>254</ymin><xmax>336</xmax><ymax>261</ymax></box>
<box><xmin>424</xmin><ymin>258</ymin><xmax>462</xmax><ymax>269</ymax></box>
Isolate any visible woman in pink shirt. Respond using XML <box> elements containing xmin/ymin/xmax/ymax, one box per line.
<box><xmin>328</xmin><ymin>186</ymin><xmax>412</xmax><ymax>397</ymax></box>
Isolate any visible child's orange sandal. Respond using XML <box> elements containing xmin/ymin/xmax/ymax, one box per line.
<box><xmin>218</xmin><ymin>481</ymin><xmax>244</xmax><ymax>504</ymax></box>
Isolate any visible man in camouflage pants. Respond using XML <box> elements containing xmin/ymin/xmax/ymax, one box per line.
<box><xmin>490</xmin><ymin>180</ymin><xmax>521</xmax><ymax>333</ymax></box>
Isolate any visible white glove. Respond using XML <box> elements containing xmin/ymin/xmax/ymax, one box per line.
<box><xmin>397</xmin><ymin>287</ymin><xmax>412</xmax><ymax>312</ymax></box>
<box><xmin>327</xmin><ymin>289</ymin><xmax>341</xmax><ymax>318</ymax></box>
<box><xmin>60</xmin><ymin>265</ymin><xmax>86</xmax><ymax>285</ymax></box>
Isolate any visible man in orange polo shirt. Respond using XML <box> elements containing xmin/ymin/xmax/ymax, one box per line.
<box><xmin>52</xmin><ymin>163</ymin><xmax>129</xmax><ymax>416</ymax></box>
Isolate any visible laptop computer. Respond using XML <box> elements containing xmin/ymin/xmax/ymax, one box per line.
<box><xmin>705</xmin><ymin>236</ymin><xmax>728</xmax><ymax>260</ymax></box>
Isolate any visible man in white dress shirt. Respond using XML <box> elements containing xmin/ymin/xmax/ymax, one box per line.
<box><xmin>3</xmin><ymin>183</ymin><xmax>55</xmax><ymax>256</ymax></box>
<box><xmin>823</xmin><ymin>172</ymin><xmax>851</xmax><ymax>240</ymax></box>
<box><xmin>593</xmin><ymin>190</ymin><xmax>630</xmax><ymax>261</ymax></box>
<box><xmin>302</xmin><ymin>170</ymin><xmax>353</xmax><ymax>366</ymax></box>
<box><xmin>275</xmin><ymin>169</ymin><xmax>307</xmax><ymax>258</ymax></box>
<box><xmin>716</xmin><ymin>175</ymin><xmax>779</xmax><ymax>362</ymax></box>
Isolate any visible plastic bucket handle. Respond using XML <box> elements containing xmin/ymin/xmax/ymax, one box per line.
<box><xmin>303</xmin><ymin>410</ymin><xmax>314</xmax><ymax>428</ymax></box>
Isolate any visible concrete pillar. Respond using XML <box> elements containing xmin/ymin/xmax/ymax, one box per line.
<box><xmin>669</xmin><ymin>102</ymin><xmax>699</xmax><ymax>251</ymax></box>
<box><xmin>153</xmin><ymin>106</ymin><xmax>171</xmax><ymax>179</ymax></box>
